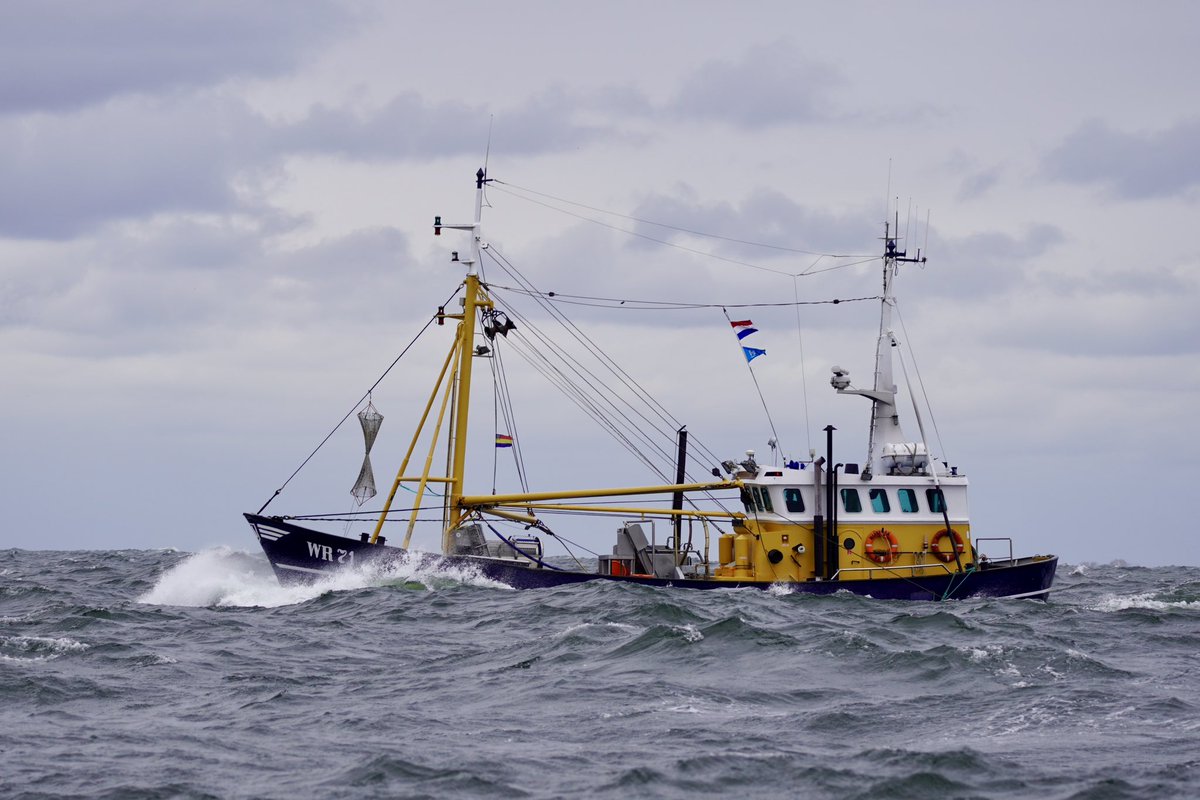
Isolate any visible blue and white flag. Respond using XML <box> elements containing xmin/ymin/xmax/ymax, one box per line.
<box><xmin>742</xmin><ymin>346</ymin><xmax>766</xmax><ymax>363</ymax></box>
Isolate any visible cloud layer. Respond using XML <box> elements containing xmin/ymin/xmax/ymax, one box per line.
<box><xmin>2</xmin><ymin>2</ymin><xmax>1198</xmax><ymax>566</ymax></box>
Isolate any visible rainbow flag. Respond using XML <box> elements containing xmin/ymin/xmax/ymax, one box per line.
<box><xmin>495</xmin><ymin>434</ymin><xmax>514</xmax><ymax>448</ymax></box>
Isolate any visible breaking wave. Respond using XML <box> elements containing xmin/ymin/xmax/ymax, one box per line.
<box><xmin>136</xmin><ymin>546</ymin><xmax>512</xmax><ymax>608</ymax></box>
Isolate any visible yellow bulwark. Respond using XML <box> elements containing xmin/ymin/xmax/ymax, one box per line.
<box><xmin>711</xmin><ymin>519</ymin><xmax>974</xmax><ymax>583</ymax></box>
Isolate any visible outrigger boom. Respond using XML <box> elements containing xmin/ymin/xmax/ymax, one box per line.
<box><xmin>245</xmin><ymin>167</ymin><xmax>1057</xmax><ymax>600</ymax></box>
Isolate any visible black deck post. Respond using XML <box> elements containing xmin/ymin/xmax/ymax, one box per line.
<box><xmin>672</xmin><ymin>426</ymin><xmax>688</xmax><ymax>562</ymax></box>
<box><xmin>824</xmin><ymin>425</ymin><xmax>837</xmax><ymax>580</ymax></box>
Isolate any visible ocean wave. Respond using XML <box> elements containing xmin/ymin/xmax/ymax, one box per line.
<box><xmin>4</xmin><ymin>549</ymin><xmax>1199</xmax><ymax>799</ymax></box>
<box><xmin>1091</xmin><ymin>592</ymin><xmax>1200</xmax><ymax>612</ymax></box>
<box><xmin>0</xmin><ymin>634</ymin><xmax>90</xmax><ymax>662</ymax></box>
<box><xmin>136</xmin><ymin>546</ymin><xmax>512</xmax><ymax>608</ymax></box>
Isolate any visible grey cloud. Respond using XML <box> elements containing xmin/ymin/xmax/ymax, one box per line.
<box><xmin>0</xmin><ymin>0</ymin><xmax>354</xmax><ymax>114</ymax></box>
<box><xmin>0</xmin><ymin>95</ymin><xmax>268</xmax><ymax>239</ymax></box>
<box><xmin>1043</xmin><ymin>118</ymin><xmax>1200</xmax><ymax>200</ymax></box>
<box><xmin>672</xmin><ymin>41</ymin><xmax>843</xmax><ymax>127</ymax></box>
<box><xmin>628</xmin><ymin>187</ymin><xmax>878</xmax><ymax>260</ymax></box>
<box><xmin>280</xmin><ymin>94</ymin><xmax>486</xmax><ymax>160</ymax></box>
<box><xmin>998</xmin><ymin>272</ymin><xmax>1200</xmax><ymax>357</ymax></box>
<box><xmin>0</xmin><ymin>88</ymin><xmax>620</xmax><ymax>241</ymax></box>
<box><xmin>921</xmin><ymin>223</ymin><xmax>1064</xmax><ymax>299</ymax></box>
<box><xmin>957</xmin><ymin>167</ymin><xmax>1002</xmax><ymax>201</ymax></box>
<box><xmin>283</xmin><ymin>89</ymin><xmax>615</xmax><ymax>160</ymax></box>
<box><xmin>946</xmin><ymin>223</ymin><xmax>1063</xmax><ymax>261</ymax></box>
<box><xmin>3</xmin><ymin>220</ymin><xmax>415</xmax><ymax>359</ymax></box>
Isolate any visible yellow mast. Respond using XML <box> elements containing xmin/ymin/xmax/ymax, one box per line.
<box><xmin>440</xmin><ymin>168</ymin><xmax>491</xmax><ymax>553</ymax></box>
<box><xmin>428</xmin><ymin>168</ymin><xmax>737</xmax><ymax>554</ymax></box>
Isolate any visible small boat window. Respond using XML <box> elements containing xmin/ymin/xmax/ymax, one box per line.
<box><xmin>748</xmin><ymin>486</ymin><xmax>766</xmax><ymax>513</ymax></box>
<box><xmin>784</xmin><ymin>488</ymin><xmax>805</xmax><ymax>513</ymax></box>
<box><xmin>760</xmin><ymin>487</ymin><xmax>774</xmax><ymax>513</ymax></box>
<box><xmin>898</xmin><ymin>488</ymin><xmax>918</xmax><ymax>513</ymax></box>
<box><xmin>869</xmin><ymin>488</ymin><xmax>890</xmax><ymax>513</ymax></box>
<box><xmin>926</xmin><ymin>488</ymin><xmax>946</xmax><ymax>513</ymax></box>
<box><xmin>840</xmin><ymin>488</ymin><xmax>862</xmax><ymax>513</ymax></box>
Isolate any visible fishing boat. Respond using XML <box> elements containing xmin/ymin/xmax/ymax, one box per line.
<box><xmin>245</xmin><ymin>168</ymin><xmax>1057</xmax><ymax>600</ymax></box>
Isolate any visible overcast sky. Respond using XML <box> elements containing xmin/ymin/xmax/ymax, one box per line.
<box><xmin>3</xmin><ymin>1</ymin><xmax>1198</xmax><ymax>566</ymax></box>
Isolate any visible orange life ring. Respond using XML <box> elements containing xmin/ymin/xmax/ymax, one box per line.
<box><xmin>930</xmin><ymin>528</ymin><xmax>965</xmax><ymax>563</ymax></box>
<box><xmin>864</xmin><ymin>528</ymin><xmax>900</xmax><ymax>564</ymax></box>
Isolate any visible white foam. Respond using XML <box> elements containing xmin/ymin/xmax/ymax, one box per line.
<box><xmin>137</xmin><ymin>546</ymin><xmax>511</xmax><ymax>608</ymax></box>
<box><xmin>1</xmin><ymin>635</ymin><xmax>90</xmax><ymax>662</ymax></box>
<box><xmin>559</xmin><ymin>621</ymin><xmax>641</xmax><ymax>637</ymax></box>
<box><xmin>377</xmin><ymin>554</ymin><xmax>514</xmax><ymax>592</ymax></box>
<box><xmin>1090</xmin><ymin>593</ymin><xmax>1200</xmax><ymax>612</ymax></box>
<box><xmin>674</xmin><ymin>623</ymin><xmax>704</xmax><ymax>643</ymax></box>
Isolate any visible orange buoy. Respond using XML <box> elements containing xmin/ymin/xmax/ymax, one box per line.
<box><xmin>864</xmin><ymin>528</ymin><xmax>900</xmax><ymax>564</ymax></box>
<box><xmin>930</xmin><ymin>528</ymin><xmax>966</xmax><ymax>563</ymax></box>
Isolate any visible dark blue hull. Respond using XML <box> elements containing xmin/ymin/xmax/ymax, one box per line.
<box><xmin>245</xmin><ymin>514</ymin><xmax>1058</xmax><ymax>601</ymax></box>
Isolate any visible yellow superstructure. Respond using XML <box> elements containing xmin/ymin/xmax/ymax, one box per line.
<box><xmin>712</xmin><ymin>518</ymin><xmax>974</xmax><ymax>583</ymax></box>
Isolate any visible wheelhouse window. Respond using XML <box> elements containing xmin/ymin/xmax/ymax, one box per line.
<box><xmin>869</xmin><ymin>488</ymin><xmax>890</xmax><ymax>513</ymax></box>
<box><xmin>840</xmin><ymin>488</ymin><xmax>862</xmax><ymax>513</ymax></box>
<box><xmin>744</xmin><ymin>485</ymin><xmax>773</xmax><ymax>514</ymax></box>
<box><xmin>784</xmin><ymin>488</ymin><xmax>805</xmax><ymax>513</ymax></box>
<box><xmin>926</xmin><ymin>488</ymin><xmax>946</xmax><ymax>513</ymax></box>
<box><xmin>898</xmin><ymin>488</ymin><xmax>919</xmax><ymax>513</ymax></box>
<box><xmin>740</xmin><ymin>487</ymin><xmax>757</xmax><ymax>514</ymax></box>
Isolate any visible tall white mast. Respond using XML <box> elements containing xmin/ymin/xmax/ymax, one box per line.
<box><xmin>830</xmin><ymin>219</ymin><xmax>925</xmax><ymax>478</ymax></box>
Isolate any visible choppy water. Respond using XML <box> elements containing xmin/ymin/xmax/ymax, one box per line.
<box><xmin>2</xmin><ymin>548</ymin><xmax>1198</xmax><ymax>799</ymax></box>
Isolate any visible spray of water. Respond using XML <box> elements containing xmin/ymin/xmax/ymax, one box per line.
<box><xmin>138</xmin><ymin>546</ymin><xmax>512</xmax><ymax>608</ymax></box>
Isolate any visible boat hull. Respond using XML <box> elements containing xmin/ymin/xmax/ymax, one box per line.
<box><xmin>245</xmin><ymin>514</ymin><xmax>1058</xmax><ymax>600</ymax></box>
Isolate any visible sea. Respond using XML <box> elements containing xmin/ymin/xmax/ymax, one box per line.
<box><xmin>2</xmin><ymin>549</ymin><xmax>1197</xmax><ymax>800</ymax></box>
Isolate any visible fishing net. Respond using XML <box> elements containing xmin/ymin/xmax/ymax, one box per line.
<box><xmin>351</xmin><ymin>401</ymin><xmax>384</xmax><ymax>506</ymax></box>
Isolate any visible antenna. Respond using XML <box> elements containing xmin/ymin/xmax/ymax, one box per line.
<box><xmin>884</xmin><ymin>158</ymin><xmax>893</xmax><ymax>222</ymax></box>
<box><xmin>921</xmin><ymin>209</ymin><xmax>931</xmax><ymax>263</ymax></box>
<box><xmin>480</xmin><ymin>116</ymin><xmax>496</xmax><ymax>209</ymax></box>
<box><xmin>904</xmin><ymin>197</ymin><xmax>913</xmax><ymax>246</ymax></box>
<box><xmin>484</xmin><ymin>115</ymin><xmax>494</xmax><ymax>174</ymax></box>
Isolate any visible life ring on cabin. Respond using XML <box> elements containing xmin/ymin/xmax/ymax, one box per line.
<box><xmin>930</xmin><ymin>528</ymin><xmax>966</xmax><ymax>563</ymax></box>
<box><xmin>864</xmin><ymin>528</ymin><xmax>900</xmax><ymax>564</ymax></box>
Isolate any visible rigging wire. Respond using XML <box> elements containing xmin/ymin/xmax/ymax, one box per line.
<box><xmin>893</xmin><ymin>300</ymin><xmax>949</xmax><ymax>464</ymax></box>
<box><xmin>486</xmin><ymin>249</ymin><xmax>702</xmax><ymax>456</ymax></box>
<box><xmin>498</xmin><ymin>315</ymin><xmax>675</xmax><ymax>479</ymax></box>
<box><xmin>485</xmin><ymin>283</ymin><xmax>882</xmax><ymax>311</ymax></box>
<box><xmin>483</xmin><ymin>516</ymin><xmax>595</xmax><ymax>569</ymax></box>
<box><xmin>491</xmin><ymin>353</ymin><xmax>500</xmax><ymax>493</ymax></box>
<box><xmin>489</xmin><ymin>337</ymin><xmax>531</xmax><ymax>493</ymax></box>
<box><xmin>792</xmin><ymin>277</ymin><xmax>814</xmax><ymax>457</ymax></box>
<box><xmin>489</xmin><ymin>182</ymin><xmax>872</xmax><ymax>279</ymax></box>
<box><xmin>491</xmin><ymin>179</ymin><xmax>874</xmax><ymax>259</ymax></box>
<box><xmin>256</xmin><ymin>285</ymin><xmax>463</xmax><ymax>514</ymax></box>
<box><xmin>489</xmin><ymin>283</ymin><xmax>727</xmax><ymax>484</ymax></box>
<box><xmin>723</xmin><ymin>308</ymin><xmax>783</xmax><ymax>460</ymax></box>
<box><xmin>483</xmin><ymin>247</ymin><xmax>735</xmax><ymax>513</ymax></box>
<box><xmin>478</xmin><ymin>177</ymin><xmax>884</xmax><ymax>483</ymax></box>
